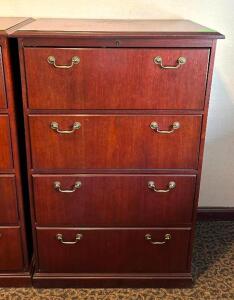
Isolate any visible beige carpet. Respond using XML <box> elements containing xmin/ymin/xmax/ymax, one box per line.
<box><xmin>0</xmin><ymin>221</ymin><xmax>233</xmax><ymax>300</ymax></box>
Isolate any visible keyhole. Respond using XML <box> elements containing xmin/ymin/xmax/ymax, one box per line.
<box><xmin>115</xmin><ymin>40</ymin><xmax>120</xmax><ymax>47</ymax></box>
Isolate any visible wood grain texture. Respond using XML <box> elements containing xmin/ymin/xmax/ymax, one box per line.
<box><xmin>0</xmin><ymin>272</ymin><xmax>32</xmax><ymax>287</ymax></box>
<box><xmin>32</xmin><ymin>273</ymin><xmax>192</xmax><ymax>288</ymax></box>
<box><xmin>21</xmin><ymin>37</ymin><xmax>215</xmax><ymax>48</ymax></box>
<box><xmin>29</xmin><ymin>114</ymin><xmax>202</xmax><ymax>170</ymax></box>
<box><xmin>13</xmin><ymin>19</ymin><xmax>224</xmax><ymax>39</ymax></box>
<box><xmin>0</xmin><ymin>115</ymin><xmax>13</xmax><ymax>170</ymax></box>
<box><xmin>0</xmin><ymin>48</ymin><xmax>7</xmax><ymax>108</ymax></box>
<box><xmin>24</xmin><ymin>48</ymin><xmax>209</xmax><ymax>110</ymax></box>
<box><xmin>0</xmin><ymin>175</ymin><xmax>18</xmax><ymax>224</ymax></box>
<box><xmin>0</xmin><ymin>17</ymin><xmax>29</xmax><ymax>35</ymax></box>
<box><xmin>36</xmin><ymin>227</ymin><xmax>191</xmax><ymax>273</ymax></box>
<box><xmin>33</xmin><ymin>174</ymin><xmax>196</xmax><ymax>227</ymax></box>
<box><xmin>0</xmin><ymin>227</ymin><xmax>23</xmax><ymax>271</ymax></box>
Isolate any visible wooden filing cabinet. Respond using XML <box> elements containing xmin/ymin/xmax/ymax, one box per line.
<box><xmin>14</xmin><ymin>19</ymin><xmax>224</xmax><ymax>287</ymax></box>
<box><xmin>0</xmin><ymin>17</ymin><xmax>32</xmax><ymax>286</ymax></box>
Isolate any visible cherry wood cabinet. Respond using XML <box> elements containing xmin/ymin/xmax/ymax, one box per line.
<box><xmin>0</xmin><ymin>17</ymin><xmax>33</xmax><ymax>287</ymax></box>
<box><xmin>14</xmin><ymin>18</ymin><xmax>224</xmax><ymax>288</ymax></box>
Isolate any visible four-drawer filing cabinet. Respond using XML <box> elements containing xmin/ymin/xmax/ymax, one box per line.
<box><xmin>14</xmin><ymin>19</ymin><xmax>224</xmax><ymax>287</ymax></box>
<box><xmin>0</xmin><ymin>17</ymin><xmax>32</xmax><ymax>286</ymax></box>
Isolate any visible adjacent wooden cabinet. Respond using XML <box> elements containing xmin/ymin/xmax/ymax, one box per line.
<box><xmin>0</xmin><ymin>17</ymin><xmax>32</xmax><ymax>286</ymax></box>
<box><xmin>14</xmin><ymin>19</ymin><xmax>224</xmax><ymax>287</ymax></box>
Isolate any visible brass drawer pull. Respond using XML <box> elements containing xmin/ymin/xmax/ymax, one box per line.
<box><xmin>50</xmin><ymin>121</ymin><xmax>81</xmax><ymax>134</ymax></box>
<box><xmin>148</xmin><ymin>181</ymin><xmax>176</xmax><ymax>193</ymax></box>
<box><xmin>56</xmin><ymin>233</ymin><xmax>83</xmax><ymax>245</ymax></box>
<box><xmin>47</xmin><ymin>56</ymin><xmax>80</xmax><ymax>69</ymax></box>
<box><xmin>154</xmin><ymin>56</ymin><xmax>186</xmax><ymax>69</ymax></box>
<box><xmin>54</xmin><ymin>181</ymin><xmax>82</xmax><ymax>193</ymax></box>
<box><xmin>145</xmin><ymin>233</ymin><xmax>171</xmax><ymax>245</ymax></box>
<box><xmin>150</xmin><ymin>121</ymin><xmax>180</xmax><ymax>134</ymax></box>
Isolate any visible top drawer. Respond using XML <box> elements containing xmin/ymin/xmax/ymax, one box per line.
<box><xmin>24</xmin><ymin>48</ymin><xmax>209</xmax><ymax>110</ymax></box>
<box><xmin>0</xmin><ymin>48</ymin><xmax>7</xmax><ymax>109</ymax></box>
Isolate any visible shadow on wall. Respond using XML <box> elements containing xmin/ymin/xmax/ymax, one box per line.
<box><xmin>199</xmin><ymin>70</ymin><xmax>234</xmax><ymax>207</ymax></box>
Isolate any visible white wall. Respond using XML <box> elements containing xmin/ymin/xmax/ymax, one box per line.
<box><xmin>1</xmin><ymin>0</ymin><xmax>234</xmax><ymax>207</ymax></box>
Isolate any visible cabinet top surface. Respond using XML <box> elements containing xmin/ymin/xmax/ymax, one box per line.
<box><xmin>13</xmin><ymin>18</ymin><xmax>224</xmax><ymax>39</ymax></box>
<box><xmin>0</xmin><ymin>17</ymin><xmax>30</xmax><ymax>35</ymax></box>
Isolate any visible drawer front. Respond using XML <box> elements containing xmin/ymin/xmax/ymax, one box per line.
<box><xmin>24</xmin><ymin>48</ymin><xmax>209</xmax><ymax>110</ymax></box>
<box><xmin>0</xmin><ymin>48</ymin><xmax>7</xmax><ymax>109</ymax></box>
<box><xmin>29</xmin><ymin>115</ymin><xmax>201</xmax><ymax>170</ymax></box>
<box><xmin>33</xmin><ymin>174</ymin><xmax>196</xmax><ymax>226</ymax></box>
<box><xmin>0</xmin><ymin>175</ymin><xmax>18</xmax><ymax>224</ymax></box>
<box><xmin>37</xmin><ymin>228</ymin><xmax>191</xmax><ymax>273</ymax></box>
<box><xmin>0</xmin><ymin>115</ymin><xmax>13</xmax><ymax>170</ymax></box>
<box><xmin>0</xmin><ymin>227</ymin><xmax>23</xmax><ymax>271</ymax></box>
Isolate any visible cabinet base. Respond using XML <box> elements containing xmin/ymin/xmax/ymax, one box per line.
<box><xmin>0</xmin><ymin>271</ymin><xmax>32</xmax><ymax>287</ymax></box>
<box><xmin>33</xmin><ymin>273</ymin><xmax>193</xmax><ymax>288</ymax></box>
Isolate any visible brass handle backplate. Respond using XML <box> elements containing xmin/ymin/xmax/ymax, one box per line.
<box><xmin>150</xmin><ymin>121</ymin><xmax>180</xmax><ymax>134</ymax></box>
<box><xmin>50</xmin><ymin>121</ymin><xmax>81</xmax><ymax>134</ymax></box>
<box><xmin>154</xmin><ymin>56</ymin><xmax>186</xmax><ymax>69</ymax></box>
<box><xmin>54</xmin><ymin>181</ymin><xmax>82</xmax><ymax>193</ymax></box>
<box><xmin>145</xmin><ymin>233</ymin><xmax>171</xmax><ymax>245</ymax></box>
<box><xmin>148</xmin><ymin>181</ymin><xmax>176</xmax><ymax>193</ymax></box>
<box><xmin>56</xmin><ymin>233</ymin><xmax>83</xmax><ymax>245</ymax></box>
<box><xmin>47</xmin><ymin>56</ymin><xmax>80</xmax><ymax>69</ymax></box>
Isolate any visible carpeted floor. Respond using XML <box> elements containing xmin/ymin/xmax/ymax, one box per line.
<box><xmin>0</xmin><ymin>221</ymin><xmax>233</xmax><ymax>300</ymax></box>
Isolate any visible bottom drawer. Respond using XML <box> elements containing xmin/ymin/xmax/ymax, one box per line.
<box><xmin>0</xmin><ymin>227</ymin><xmax>24</xmax><ymax>271</ymax></box>
<box><xmin>37</xmin><ymin>228</ymin><xmax>191</xmax><ymax>273</ymax></box>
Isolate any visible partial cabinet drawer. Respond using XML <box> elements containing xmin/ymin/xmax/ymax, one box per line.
<box><xmin>0</xmin><ymin>175</ymin><xmax>18</xmax><ymax>224</ymax></box>
<box><xmin>33</xmin><ymin>174</ymin><xmax>196</xmax><ymax>226</ymax></box>
<box><xmin>29</xmin><ymin>114</ymin><xmax>202</xmax><ymax>170</ymax></box>
<box><xmin>0</xmin><ymin>115</ymin><xmax>13</xmax><ymax>170</ymax></box>
<box><xmin>0</xmin><ymin>48</ymin><xmax>7</xmax><ymax>109</ymax></box>
<box><xmin>24</xmin><ymin>48</ymin><xmax>209</xmax><ymax>110</ymax></box>
<box><xmin>0</xmin><ymin>227</ymin><xmax>23</xmax><ymax>271</ymax></box>
<box><xmin>37</xmin><ymin>228</ymin><xmax>191</xmax><ymax>273</ymax></box>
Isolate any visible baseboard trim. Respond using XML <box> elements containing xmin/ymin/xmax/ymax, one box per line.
<box><xmin>0</xmin><ymin>257</ymin><xmax>34</xmax><ymax>287</ymax></box>
<box><xmin>0</xmin><ymin>271</ymin><xmax>32</xmax><ymax>287</ymax></box>
<box><xmin>197</xmin><ymin>207</ymin><xmax>234</xmax><ymax>221</ymax></box>
<box><xmin>33</xmin><ymin>272</ymin><xmax>193</xmax><ymax>288</ymax></box>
